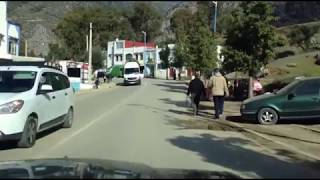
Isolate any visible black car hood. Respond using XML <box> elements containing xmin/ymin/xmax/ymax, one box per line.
<box><xmin>0</xmin><ymin>158</ymin><xmax>242</xmax><ymax>179</ymax></box>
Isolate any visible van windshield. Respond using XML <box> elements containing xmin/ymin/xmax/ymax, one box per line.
<box><xmin>0</xmin><ymin>71</ymin><xmax>37</xmax><ymax>93</ymax></box>
<box><xmin>124</xmin><ymin>68</ymin><xmax>139</xmax><ymax>74</ymax></box>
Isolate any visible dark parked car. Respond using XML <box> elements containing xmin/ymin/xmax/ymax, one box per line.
<box><xmin>240</xmin><ymin>77</ymin><xmax>320</xmax><ymax>125</ymax></box>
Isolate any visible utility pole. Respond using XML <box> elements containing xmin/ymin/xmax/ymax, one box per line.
<box><xmin>25</xmin><ymin>40</ymin><xmax>28</xmax><ymax>57</ymax></box>
<box><xmin>142</xmin><ymin>31</ymin><xmax>147</xmax><ymax>77</ymax></box>
<box><xmin>88</xmin><ymin>23</ymin><xmax>93</xmax><ymax>84</ymax></box>
<box><xmin>86</xmin><ymin>35</ymin><xmax>89</xmax><ymax>52</ymax></box>
<box><xmin>212</xmin><ymin>1</ymin><xmax>218</xmax><ymax>33</ymax></box>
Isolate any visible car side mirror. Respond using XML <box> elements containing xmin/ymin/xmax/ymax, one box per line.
<box><xmin>288</xmin><ymin>93</ymin><xmax>296</xmax><ymax>100</ymax></box>
<box><xmin>40</xmin><ymin>84</ymin><xmax>53</xmax><ymax>93</ymax></box>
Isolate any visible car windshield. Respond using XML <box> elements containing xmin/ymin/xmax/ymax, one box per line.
<box><xmin>275</xmin><ymin>80</ymin><xmax>300</xmax><ymax>95</ymax></box>
<box><xmin>124</xmin><ymin>68</ymin><xmax>139</xmax><ymax>74</ymax></box>
<box><xmin>0</xmin><ymin>71</ymin><xmax>37</xmax><ymax>93</ymax></box>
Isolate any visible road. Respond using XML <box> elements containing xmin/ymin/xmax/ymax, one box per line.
<box><xmin>0</xmin><ymin>79</ymin><xmax>320</xmax><ymax>178</ymax></box>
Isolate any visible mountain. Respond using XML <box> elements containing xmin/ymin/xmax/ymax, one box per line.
<box><xmin>6</xmin><ymin>1</ymin><xmax>320</xmax><ymax>56</ymax></box>
<box><xmin>7</xmin><ymin>1</ymin><xmax>181</xmax><ymax>56</ymax></box>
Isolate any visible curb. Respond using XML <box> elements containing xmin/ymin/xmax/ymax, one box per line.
<box><xmin>216</xmin><ymin>118</ymin><xmax>320</xmax><ymax>161</ymax></box>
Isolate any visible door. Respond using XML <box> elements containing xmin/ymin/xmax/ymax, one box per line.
<box><xmin>58</xmin><ymin>73</ymin><xmax>72</xmax><ymax>113</ymax></box>
<box><xmin>282</xmin><ymin>79</ymin><xmax>320</xmax><ymax>118</ymax></box>
<box><xmin>49</xmin><ymin>73</ymin><xmax>66</xmax><ymax>118</ymax></box>
<box><xmin>35</xmin><ymin>72</ymin><xmax>56</xmax><ymax>126</ymax></box>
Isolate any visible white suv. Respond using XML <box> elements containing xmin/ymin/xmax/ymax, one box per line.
<box><xmin>0</xmin><ymin>65</ymin><xmax>75</xmax><ymax>148</ymax></box>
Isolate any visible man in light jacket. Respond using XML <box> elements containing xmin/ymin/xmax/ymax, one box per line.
<box><xmin>208</xmin><ymin>69</ymin><xmax>229</xmax><ymax>119</ymax></box>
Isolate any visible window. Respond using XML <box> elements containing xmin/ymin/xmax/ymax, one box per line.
<box><xmin>8</xmin><ymin>39</ymin><xmax>18</xmax><ymax>55</ymax></box>
<box><xmin>124</xmin><ymin>68</ymin><xmax>139</xmax><ymax>74</ymax></box>
<box><xmin>116</xmin><ymin>42</ymin><xmax>123</xmax><ymax>49</ymax></box>
<box><xmin>295</xmin><ymin>79</ymin><xmax>320</xmax><ymax>96</ymax></box>
<box><xmin>67</xmin><ymin>68</ymin><xmax>81</xmax><ymax>78</ymax></box>
<box><xmin>49</xmin><ymin>73</ymin><xmax>64</xmax><ymax>91</ymax></box>
<box><xmin>0</xmin><ymin>71</ymin><xmax>37</xmax><ymax>93</ymax></box>
<box><xmin>59</xmin><ymin>74</ymin><xmax>70</xmax><ymax>89</ymax></box>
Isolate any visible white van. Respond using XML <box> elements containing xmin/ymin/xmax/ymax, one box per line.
<box><xmin>123</xmin><ymin>62</ymin><xmax>141</xmax><ymax>85</ymax></box>
<box><xmin>0</xmin><ymin>65</ymin><xmax>75</xmax><ymax>148</ymax></box>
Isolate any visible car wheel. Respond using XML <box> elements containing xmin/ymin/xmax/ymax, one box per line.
<box><xmin>17</xmin><ymin>116</ymin><xmax>37</xmax><ymax>148</ymax></box>
<box><xmin>257</xmin><ymin>108</ymin><xmax>278</xmax><ymax>125</ymax></box>
<box><xmin>63</xmin><ymin>108</ymin><xmax>74</xmax><ymax>128</ymax></box>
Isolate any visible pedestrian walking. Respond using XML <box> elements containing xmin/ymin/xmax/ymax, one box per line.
<box><xmin>187</xmin><ymin>72</ymin><xmax>206</xmax><ymax>116</ymax></box>
<box><xmin>208</xmin><ymin>68</ymin><xmax>229</xmax><ymax>119</ymax></box>
<box><xmin>94</xmin><ymin>77</ymin><xmax>100</xmax><ymax>89</ymax></box>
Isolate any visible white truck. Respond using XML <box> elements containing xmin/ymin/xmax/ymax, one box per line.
<box><xmin>123</xmin><ymin>61</ymin><xmax>142</xmax><ymax>85</ymax></box>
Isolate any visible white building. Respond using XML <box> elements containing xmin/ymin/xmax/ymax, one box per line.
<box><xmin>0</xmin><ymin>1</ymin><xmax>20</xmax><ymax>60</ymax></box>
<box><xmin>0</xmin><ymin>1</ymin><xmax>9</xmax><ymax>59</ymax></box>
<box><xmin>7</xmin><ymin>21</ymin><xmax>21</xmax><ymax>56</ymax></box>
<box><xmin>106</xmin><ymin>39</ymin><xmax>161</xmax><ymax>77</ymax></box>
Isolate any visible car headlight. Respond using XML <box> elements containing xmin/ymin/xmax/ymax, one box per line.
<box><xmin>0</xmin><ymin>100</ymin><xmax>24</xmax><ymax>114</ymax></box>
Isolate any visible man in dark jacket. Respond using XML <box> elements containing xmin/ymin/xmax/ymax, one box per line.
<box><xmin>187</xmin><ymin>72</ymin><xmax>206</xmax><ymax>116</ymax></box>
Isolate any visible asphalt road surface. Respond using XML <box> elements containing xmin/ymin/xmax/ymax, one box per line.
<box><xmin>0</xmin><ymin>79</ymin><xmax>319</xmax><ymax>178</ymax></box>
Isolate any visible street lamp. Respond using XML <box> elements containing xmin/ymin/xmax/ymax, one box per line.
<box><xmin>141</xmin><ymin>31</ymin><xmax>147</xmax><ymax>76</ymax></box>
<box><xmin>212</xmin><ymin>1</ymin><xmax>218</xmax><ymax>33</ymax></box>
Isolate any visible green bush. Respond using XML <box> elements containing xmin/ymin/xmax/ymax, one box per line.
<box><xmin>275</xmin><ymin>50</ymin><xmax>295</xmax><ymax>59</ymax></box>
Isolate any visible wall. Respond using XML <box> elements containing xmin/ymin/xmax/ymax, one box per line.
<box><xmin>0</xmin><ymin>1</ymin><xmax>8</xmax><ymax>58</ymax></box>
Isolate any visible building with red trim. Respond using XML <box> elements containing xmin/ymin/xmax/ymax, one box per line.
<box><xmin>106</xmin><ymin>39</ymin><xmax>161</xmax><ymax>68</ymax></box>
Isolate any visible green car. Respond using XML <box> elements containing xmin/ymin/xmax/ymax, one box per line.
<box><xmin>240</xmin><ymin>77</ymin><xmax>320</xmax><ymax>125</ymax></box>
<box><xmin>106</xmin><ymin>65</ymin><xmax>124</xmax><ymax>78</ymax></box>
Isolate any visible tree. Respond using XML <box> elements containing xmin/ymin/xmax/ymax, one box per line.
<box><xmin>170</xmin><ymin>3</ymin><xmax>218</xmax><ymax>75</ymax></box>
<box><xmin>54</xmin><ymin>7</ymin><xmax>135</xmax><ymax>62</ymax></box>
<box><xmin>92</xmin><ymin>47</ymin><xmax>104</xmax><ymax>71</ymax></box>
<box><xmin>159</xmin><ymin>45</ymin><xmax>170</xmax><ymax>79</ymax></box>
<box><xmin>170</xmin><ymin>8</ymin><xmax>194</xmax><ymax>41</ymax></box>
<box><xmin>288</xmin><ymin>25</ymin><xmax>320</xmax><ymax>50</ymax></box>
<box><xmin>221</xmin><ymin>1</ymin><xmax>284</xmax><ymax>98</ymax></box>
<box><xmin>129</xmin><ymin>2</ymin><xmax>163</xmax><ymax>42</ymax></box>
<box><xmin>46</xmin><ymin>43</ymin><xmax>70</xmax><ymax>61</ymax></box>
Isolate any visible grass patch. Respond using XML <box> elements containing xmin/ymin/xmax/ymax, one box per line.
<box><xmin>268</xmin><ymin>51</ymin><xmax>320</xmax><ymax>78</ymax></box>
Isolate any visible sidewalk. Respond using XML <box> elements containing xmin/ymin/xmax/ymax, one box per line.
<box><xmin>76</xmin><ymin>82</ymin><xmax>116</xmax><ymax>95</ymax></box>
<box><xmin>198</xmin><ymin>99</ymin><xmax>242</xmax><ymax>119</ymax></box>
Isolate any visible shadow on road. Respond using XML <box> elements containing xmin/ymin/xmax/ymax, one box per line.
<box><xmin>278</xmin><ymin>119</ymin><xmax>320</xmax><ymax>125</ymax></box>
<box><xmin>226</xmin><ymin>115</ymin><xmax>320</xmax><ymax>125</ymax></box>
<box><xmin>154</xmin><ymin>82</ymin><xmax>187</xmax><ymax>94</ymax></box>
<box><xmin>0</xmin><ymin>125</ymin><xmax>63</xmax><ymax>151</ymax></box>
<box><xmin>0</xmin><ymin>141</ymin><xmax>17</xmax><ymax>150</ymax></box>
<box><xmin>167</xmin><ymin>133</ymin><xmax>320</xmax><ymax>178</ymax></box>
<box><xmin>225</xmin><ymin>115</ymin><xmax>256</xmax><ymax>124</ymax></box>
<box><xmin>168</xmin><ymin>109</ymin><xmax>193</xmax><ymax>116</ymax></box>
<box><xmin>116</xmin><ymin>82</ymin><xmax>125</xmax><ymax>86</ymax></box>
<box><xmin>159</xmin><ymin>98</ymin><xmax>188</xmax><ymax>108</ymax></box>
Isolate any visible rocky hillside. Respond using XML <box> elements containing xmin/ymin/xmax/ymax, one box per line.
<box><xmin>7</xmin><ymin>1</ymin><xmax>181</xmax><ymax>56</ymax></box>
<box><xmin>7</xmin><ymin>1</ymin><xmax>320</xmax><ymax>56</ymax></box>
